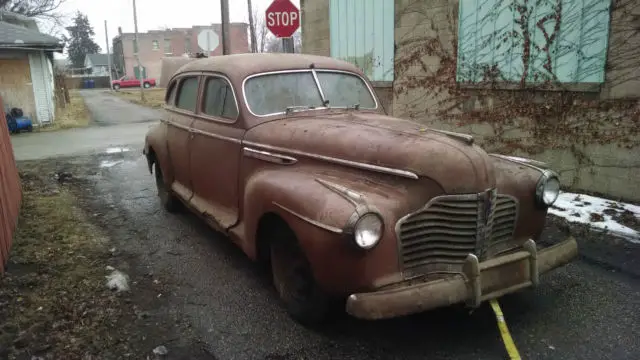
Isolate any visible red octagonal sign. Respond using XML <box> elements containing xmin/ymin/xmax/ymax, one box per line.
<box><xmin>265</xmin><ymin>0</ymin><xmax>300</xmax><ymax>38</ymax></box>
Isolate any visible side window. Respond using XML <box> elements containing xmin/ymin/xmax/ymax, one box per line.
<box><xmin>175</xmin><ymin>76</ymin><xmax>199</xmax><ymax>112</ymax></box>
<box><xmin>202</xmin><ymin>78</ymin><xmax>225</xmax><ymax>116</ymax></box>
<box><xmin>201</xmin><ymin>76</ymin><xmax>238</xmax><ymax>120</ymax></box>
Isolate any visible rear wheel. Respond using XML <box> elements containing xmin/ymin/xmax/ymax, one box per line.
<box><xmin>113</xmin><ymin>84</ymin><xmax>120</xmax><ymax>90</ymax></box>
<box><xmin>154</xmin><ymin>162</ymin><xmax>180</xmax><ymax>212</ymax></box>
<box><xmin>26</xmin><ymin>125</ymin><xmax>33</xmax><ymax>132</ymax></box>
<box><xmin>143</xmin><ymin>82</ymin><xmax>151</xmax><ymax>88</ymax></box>
<box><xmin>270</xmin><ymin>226</ymin><xmax>333</xmax><ymax>326</ymax></box>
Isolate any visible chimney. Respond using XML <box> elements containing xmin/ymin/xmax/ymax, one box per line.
<box><xmin>118</xmin><ymin>26</ymin><xmax>122</xmax><ymax>35</ymax></box>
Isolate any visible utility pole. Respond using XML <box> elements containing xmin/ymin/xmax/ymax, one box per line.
<box><xmin>104</xmin><ymin>20</ymin><xmax>114</xmax><ymax>91</ymax></box>
<box><xmin>220</xmin><ymin>0</ymin><xmax>231</xmax><ymax>55</ymax></box>
<box><xmin>133</xmin><ymin>0</ymin><xmax>145</xmax><ymax>101</ymax></box>
<box><xmin>247</xmin><ymin>0</ymin><xmax>257</xmax><ymax>53</ymax></box>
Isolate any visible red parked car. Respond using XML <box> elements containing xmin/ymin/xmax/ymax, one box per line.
<box><xmin>112</xmin><ymin>75</ymin><xmax>156</xmax><ymax>90</ymax></box>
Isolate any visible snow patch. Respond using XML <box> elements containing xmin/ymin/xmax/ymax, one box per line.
<box><xmin>105</xmin><ymin>147</ymin><xmax>130</xmax><ymax>154</ymax></box>
<box><xmin>100</xmin><ymin>160</ymin><xmax>124</xmax><ymax>168</ymax></box>
<box><xmin>549</xmin><ymin>192</ymin><xmax>640</xmax><ymax>243</ymax></box>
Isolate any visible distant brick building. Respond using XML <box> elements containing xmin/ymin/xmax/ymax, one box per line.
<box><xmin>112</xmin><ymin>23</ymin><xmax>249</xmax><ymax>80</ymax></box>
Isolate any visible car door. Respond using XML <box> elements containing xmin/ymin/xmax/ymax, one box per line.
<box><xmin>164</xmin><ymin>74</ymin><xmax>200</xmax><ymax>201</ymax></box>
<box><xmin>188</xmin><ymin>74</ymin><xmax>244</xmax><ymax>230</ymax></box>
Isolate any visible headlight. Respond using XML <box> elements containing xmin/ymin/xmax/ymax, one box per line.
<box><xmin>536</xmin><ymin>171</ymin><xmax>560</xmax><ymax>206</ymax></box>
<box><xmin>353</xmin><ymin>213</ymin><xmax>384</xmax><ymax>249</ymax></box>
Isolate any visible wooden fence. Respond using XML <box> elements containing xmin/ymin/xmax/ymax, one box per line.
<box><xmin>0</xmin><ymin>96</ymin><xmax>22</xmax><ymax>274</ymax></box>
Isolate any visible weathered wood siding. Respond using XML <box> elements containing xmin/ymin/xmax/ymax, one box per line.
<box><xmin>0</xmin><ymin>96</ymin><xmax>22</xmax><ymax>274</ymax></box>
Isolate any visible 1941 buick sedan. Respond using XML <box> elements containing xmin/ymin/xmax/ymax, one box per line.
<box><xmin>143</xmin><ymin>53</ymin><xmax>578</xmax><ymax>325</ymax></box>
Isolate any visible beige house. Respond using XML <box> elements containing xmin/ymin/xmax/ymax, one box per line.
<box><xmin>301</xmin><ymin>0</ymin><xmax>640</xmax><ymax>202</ymax></box>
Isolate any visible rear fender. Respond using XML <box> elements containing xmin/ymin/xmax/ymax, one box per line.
<box><xmin>144</xmin><ymin>123</ymin><xmax>171</xmax><ymax>180</ymax></box>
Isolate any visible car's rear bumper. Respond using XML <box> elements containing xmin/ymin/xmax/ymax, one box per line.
<box><xmin>345</xmin><ymin>237</ymin><xmax>578</xmax><ymax>320</ymax></box>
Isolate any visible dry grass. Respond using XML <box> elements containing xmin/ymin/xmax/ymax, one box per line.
<box><xmin>112</xmin><ymin>88</ymin><xmax>166</xmax><ymax>109</ymax></box>
<box><xmin>39</xmin><ymin>90</ymin><xmax>91</xmax><ymax>132</ymax></box>
<box><xmin>0</xmin><ymin>172</ymin><xmax>123</xmax><ymax>358</ymax></box>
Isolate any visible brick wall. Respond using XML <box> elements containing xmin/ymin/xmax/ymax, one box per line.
<box><xmin>0</xmin><ymin>97</ymin><xmax>22</xmax><ymax>274</ymax></box>
<box><xmin>116</xmin><ymin>23</ymin><xmax>249</xmax><ymax>81</ymax></box>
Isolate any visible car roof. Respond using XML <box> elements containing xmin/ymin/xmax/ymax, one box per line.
<box><xmin>174</xmin><ymin>53</ymin><xmax>365</xmax><ymax>80</ymax></box>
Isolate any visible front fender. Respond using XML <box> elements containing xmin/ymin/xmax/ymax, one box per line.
<box><xmin>491</xmin><ymin>155</ymin><xmax>550</xmax><ymax>240</ymax></box>
<box><xmin>242</xmin><ymin>169</ymin><xmax>415</xmax><ymax>295</ymax></box>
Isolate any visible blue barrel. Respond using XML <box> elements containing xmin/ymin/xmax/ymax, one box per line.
<box><xmin>89</xmin><ymin>79</ymin><xmax>95</xmax><ymax>88</ymax></box>
<box><xmin>83</xmin><ymin>79</ymin><xmax>89</xmax><ymax>88</ymax></box>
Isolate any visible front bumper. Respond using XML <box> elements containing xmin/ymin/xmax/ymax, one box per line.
<box><xmin>346</xmin><ymin>237</ymin><xmax>578</xmax><ymax>320</ymax></box>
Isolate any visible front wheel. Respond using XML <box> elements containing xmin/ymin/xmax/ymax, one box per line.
<box><xmin>113</xmin><ymin>84</ymin><xmax>121</xmax><ymax>90</ymax></box>
<box><xmin>154</xmin><ymin>162</ymin><xmax>180</xmax><ymax>212</ymax></box>
<box><xmin>270</xmin><ymin>229</ymin><xmax>333</xmax><ymax>326</ymax></box>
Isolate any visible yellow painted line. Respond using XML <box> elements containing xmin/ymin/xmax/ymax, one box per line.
<box><xmin>489</xmin><ymin>299</ymin><xmax>522</xmax><ymax>360</ymax></box>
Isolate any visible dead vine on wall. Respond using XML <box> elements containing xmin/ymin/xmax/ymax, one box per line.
<box><xmin>393</xmin><ymin>0</ymin><xmax>640</xmax><ymax>155</ymax></box>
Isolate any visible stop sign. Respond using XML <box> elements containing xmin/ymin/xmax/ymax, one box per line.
<box><xmin>265</xmin><ymin>0</ymin><xmax>300</xmax><ymax>38</ymax></box>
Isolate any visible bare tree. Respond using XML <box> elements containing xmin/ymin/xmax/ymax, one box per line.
<box><xmin>0</xmin><ymin>0</ymin><xmax>65</xmax><ymax>22</ymax></box>
<box><xmin>252</xmin><ymin>8</ymin><xmax>270</xmax><ymax>53</ymax></box>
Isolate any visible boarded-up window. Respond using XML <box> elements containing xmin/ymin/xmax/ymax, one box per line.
<box><xmin>164</xmin><ymin>38</ymin><xmax>172</xmax><ymax>54</ymax></box>
<box><xmin>456</xmin><ymin>0</ymin><xmax>612</xmax><ymax>84</ymax></box>
<box><xmin>329</xmin><ymin>0</ymin><xmax>394</xmax><ymax>82</ymax></box>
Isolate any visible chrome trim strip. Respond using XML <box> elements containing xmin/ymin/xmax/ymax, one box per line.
<box><xmin>273</xmin><ymin>202</ymin><xmax>343</xmax><ymax>234</ymax></box>
<box><xmin>243</xmin><ymin>147</ymin><xmax>297</xmax><ymax>165</ymax></box>
<box><xmin>315</xmin><ymin>178</ymin><xmax>365</xmax><ymax>207</ymax></box>
<box><xmin>189</xmin><ymin>127</ymin><xmax>242</xmax><ymax>143</ymax></box>
<box><xmin>427</xmin><ymin>128</ymin><xmax>475</xmax><ymax>145</ymax></box>
<box><xmin>243</xmin><ymin>141</ymin><xmax>419</xmax><ymax>180</ymax></box>
<box><xmin>161</xmin><ymin>118</ymin><xmax>190</xmax><ymax>131</ymax></box>
<box><xmin>241</xmin><ymin>69</ymin><xmax>379</xmax><ymax>118</ymax></box>
<box><xmin>489</xmin><ymin>154</ymin><xmax>549</xmax><ymax>172</ymax></box>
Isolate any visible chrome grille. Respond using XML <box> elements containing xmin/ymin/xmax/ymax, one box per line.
<box><xmin>396</xmin><ymin>190</ymin><xmax>518</xmax><ymax>276</ymax></box>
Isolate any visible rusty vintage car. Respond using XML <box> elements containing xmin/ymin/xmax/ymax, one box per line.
<box><xmin>143</xmin><ymin>53</ymin><xmax>578</xmax><ymax>325</ymax></box>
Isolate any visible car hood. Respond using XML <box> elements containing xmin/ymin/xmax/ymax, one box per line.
<box><xmin>243</xmin><ymin>112</ymin><xmax>497</xmax><ymax>193</ymax></box>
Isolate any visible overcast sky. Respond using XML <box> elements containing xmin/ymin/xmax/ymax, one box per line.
<box><xmin>53</xmin><ymin>0</ymin><xmax>300</xmax><ymax>58</ymax></box>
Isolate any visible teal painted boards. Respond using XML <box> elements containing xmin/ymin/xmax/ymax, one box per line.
<box><xmin>329</xmin><ymin>0</ymin><xmax>394</xmax><ymax>81</ymax></box>
<box><xmin>457</xmin><ymin>0</ymin><xmax>612</xmax><ymax>84</ymax></box>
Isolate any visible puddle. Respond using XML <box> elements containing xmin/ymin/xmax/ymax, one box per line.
<box><xmin>105</xmin><ymin>147</ymin><xmax>131</xmax><ymax>154</ymax></box>
<box><xmin>100</xmin><ymin>160</ymin><xmax>124</xmax><ymax>168</ymax></box>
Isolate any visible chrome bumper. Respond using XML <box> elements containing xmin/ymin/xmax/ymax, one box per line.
<box><xmin>346</xmin><ymin>237</ymin><xmax>578</xmax><ymax>320</ymax></box>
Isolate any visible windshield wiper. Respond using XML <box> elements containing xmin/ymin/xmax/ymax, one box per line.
<box><xmin>347</xmin><ymin>103</ymin><xmax>360</xmax><ymax>110</ymax></box>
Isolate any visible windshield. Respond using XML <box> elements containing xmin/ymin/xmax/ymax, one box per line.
<box><xmin>243</xmin><ymin>70</ymin><xmax>377</xmax><ymax>116</ymax></box>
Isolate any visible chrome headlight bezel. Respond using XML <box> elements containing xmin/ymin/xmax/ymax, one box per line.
<box><xmin>344</xmin><ymin>210</ymin><xmax>384</xmax><ymax>250</ymax></box>
<box><xmin>535</xmin><ymin>170</ymin><xmax>560</xmax><ymax>207</ymax></box>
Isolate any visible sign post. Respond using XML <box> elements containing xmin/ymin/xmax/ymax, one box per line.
<box><xmin>265</xmin><ymin>0</ymin><xmax>300</xmax><ymax>53</ymax></box>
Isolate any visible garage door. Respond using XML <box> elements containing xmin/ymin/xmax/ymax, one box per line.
<box><xmin>0</xmin><ymin>58</ymin><xmax>37</xmax><ymax>122</ymax></box>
